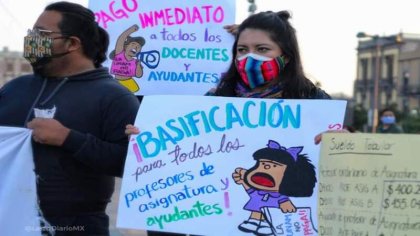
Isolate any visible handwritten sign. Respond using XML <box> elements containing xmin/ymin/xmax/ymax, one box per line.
<box><xmin>117</xmin><ymin>95</ymin><xmax>347</xmax><ymax>235</ymax></box>
<box><xmin>88</xmin><ymin>0</ymin><xmax>235</xmax><ymax>95</ymax></box>
<box><xmin>318</xmin><ymin>133</ymin><xmax>420</xmax><ymax>236</ymax></box>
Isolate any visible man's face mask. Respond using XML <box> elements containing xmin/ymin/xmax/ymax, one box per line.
<box><xmin>24</xmin><ymin>29</ymin><xmax>54</xmax><ymax>64</ymax></box>
<box><xmin>381</xmin><ymin>116</ymin><xmax>396</xmax><ymax>125</ymax></box>
<box><xmin>23</xmin><ymin>29</ymin><xmax>69</xmax><ymax>75</ymax></box>
<box><xmin>235</xmin><ymin>53</ymin><xmax>286</xmax><ymax>89</ymax></box>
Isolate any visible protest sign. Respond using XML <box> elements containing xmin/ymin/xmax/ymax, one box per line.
<box><xmin>89</xmin><ymin>0</ymin><xmax>235</xmax><ymax>95</ymax></box>
<box><xmin>319</xmin><ymin>133</ymin><xmax>420</xmax><ymax>235</ymax></box>
<box><xmin>0</xmin><ymin>127</ymin><xmax>41</xmax><ymax>236</ymax></box>
<box><xmin>117</xmin><ymin>95</ymin><xmax>347</xmax><ymax>235</ymax></box>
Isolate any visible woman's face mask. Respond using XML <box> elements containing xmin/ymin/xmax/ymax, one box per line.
<box><xmin>235</xmin><ymin>53</ymin><xmax>285</xmax><ymax>89</ymax></box>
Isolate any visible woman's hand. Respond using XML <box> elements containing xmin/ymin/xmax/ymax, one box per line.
<box><xmin>125</xmin><ymin>124</ymin><xmax>140</xmax><ymax>136</ymax></box>
<box><xmin>223</xmin><ymin>24</ymin><xmax>239</xmax><ymax>35</ymax></box>
<box><xmin>314</xmin><ymin>129</ymin><xmax>350</xmax><ymax>145</ymax></box>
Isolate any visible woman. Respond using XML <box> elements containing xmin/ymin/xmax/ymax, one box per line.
<box><xmin>208</xmin><ymin>11</ymin><xmax>330</xmax><ymax>100</ymax></box>
<box><xmin>125</xmin><ymin>11</ymin><xmax>339</xmax><ymax>235</ymax></box>
<box><xmin>127</xmin><ymin>11</ymin><xmax>332</xmax><ymax>142</ymax></box>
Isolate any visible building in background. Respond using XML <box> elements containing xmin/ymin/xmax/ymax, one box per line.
<box><xmin>353</xmin><ymin>33</ymin><xmax>420</xmax><ymax>131</ymax></box>
<box><xmin>0</xmin><ymin>47</ymin><xmax>31</xmax><ymax>88</ymax></box>
<box><xmin>330</xmin><ymin>92</ymin><xmax>354</xmax><ymax>130</ymax></box>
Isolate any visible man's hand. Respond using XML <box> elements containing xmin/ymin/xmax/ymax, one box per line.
<box><xmin>27</xmin><ymin>118</ymin><xmax>70</xmax><ymax>146</ymax></box>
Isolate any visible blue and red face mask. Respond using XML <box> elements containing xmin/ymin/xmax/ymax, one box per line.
<box><xmin>235</xmin><ymin>53</ymin><xmax>286</xmax><ymax>89</ymax></box>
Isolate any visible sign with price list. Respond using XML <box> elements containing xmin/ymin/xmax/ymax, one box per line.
<box><xmin>318</xmin><ymin>133</ymin><xmax>420</xmax><ymax>235</ymax></box>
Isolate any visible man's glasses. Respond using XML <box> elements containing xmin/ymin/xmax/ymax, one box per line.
<box><xmin>27</xmin><ymin>28</ymin><xmax>63</xmax><ymax>37</ymax></box>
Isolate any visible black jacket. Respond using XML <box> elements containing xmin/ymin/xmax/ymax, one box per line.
<box><xmin>0</xmin><ymin>68</ymin><xmax>140</xmax><ymax>216</ymax></box>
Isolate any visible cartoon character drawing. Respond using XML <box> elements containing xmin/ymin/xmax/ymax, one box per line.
<box><xmin>232</xmin><ymin>140</ymin><xmax>316</xmax><ymax>235</ymax></box>
<box><xmin>109</xmin><ymin>24</ymin><xmax>145</xmax><ymax>93</ymax></box>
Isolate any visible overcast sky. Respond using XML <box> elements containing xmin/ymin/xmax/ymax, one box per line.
<box><xmin>1</xmin><ymin>0</ymin><xmax>419</xmax><ymax>96</ymax></box>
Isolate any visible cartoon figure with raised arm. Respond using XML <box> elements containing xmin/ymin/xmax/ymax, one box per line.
<box><xmin>233</xmin><ymin>140</ymin><xmax>316</xmax><ymax>235</ymax></box>
<box><xmin>109</xmin><ymin>24</ymin><xmax>145</xmax><ymax>93</ymax></box>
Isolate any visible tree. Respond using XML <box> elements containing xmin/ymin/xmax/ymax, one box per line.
<box><xmin>401</xmin><ymin>113</ymin><xmax>420</xmax><ymax>134</ymax></box>
<box><xmin>352</xmin><ymin>104</ymin><xmax>367</xmax><ymax>131</ymax></box>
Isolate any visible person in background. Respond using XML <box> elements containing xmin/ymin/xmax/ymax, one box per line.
<box><xmin>376</xmin><ymin>108</ymin><xmax>404</xmax><ymax>133</ymax></box>
<box><xmin>0</xmin><ymin>2</ymin><xmax>139</xmax><ymax>235</ymax></box>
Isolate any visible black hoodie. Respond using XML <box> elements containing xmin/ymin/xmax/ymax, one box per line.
<box><xmin>0</xmin><ymin>68</ymin><xmax>140</xmax><ymax>216</ymax></box>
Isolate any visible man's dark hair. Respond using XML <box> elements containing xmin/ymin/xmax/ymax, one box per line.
<box><xmin>380</xmin><ymin>107</ymin><xmax>396</xmax><ymax>116</ymax></box>
<box><xmin>45</xmin><ymin>1</ymin><xmax>109</xmax><ymax>68</ymax></box>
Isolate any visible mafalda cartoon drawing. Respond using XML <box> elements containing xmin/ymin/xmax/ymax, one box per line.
<box><xmin>232</xmin><ymin>140</ymin><xmax>316</xmax><ymax>235</ymax></box>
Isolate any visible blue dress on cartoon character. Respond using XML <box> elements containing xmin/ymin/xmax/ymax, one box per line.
<box><xmin>244</xmin><ymin>188</ymin><xmax>290</xmax><ymax>212</ymax></box>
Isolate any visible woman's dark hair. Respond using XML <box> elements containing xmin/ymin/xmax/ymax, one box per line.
<box><xmin>45</xmin><ymin>1</ymin><xmax>109</xmax><ymax>68</ymax></box>
<box><xmin>214</xmin><ymin>11</ymin><xmax>319</xmax><ymax>98</ymax></box>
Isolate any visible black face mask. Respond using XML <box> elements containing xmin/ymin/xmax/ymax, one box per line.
<box><xmin>30</xmin><ymin>51</ymin><xmax>70</xmax><ymax>76</ymax></box>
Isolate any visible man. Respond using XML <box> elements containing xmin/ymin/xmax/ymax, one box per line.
<box><xmin>0</xmin><ymin>2</ymin><xmax>139</xmax><ymax>235</ymax></box>
<box><xmin>376</xmin><ymin>108</ymin><xmax>404</xmax><ymax>133</ymax></box>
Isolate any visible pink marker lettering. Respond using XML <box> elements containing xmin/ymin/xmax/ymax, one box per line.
<box><xmin>133</xmin><ymin>143</ymin><xmax>142</xmax><ymax>163</ymax></box>
<box><xmin>94</xmin><ymin>0</ymin><xmax>138</xmax><ymax>29</ymax></box>
<box><xmin>138</xmin><ymin>5</ymin><xmax>225</xmax><ymax>29</ymax></box>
